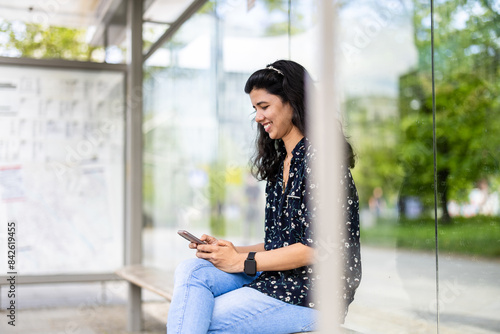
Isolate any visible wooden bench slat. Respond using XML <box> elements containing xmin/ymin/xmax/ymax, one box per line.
<box><xmin>116</xmin><ymin>265</ymin><xmax>174</xmax><ymax>300</ymax></box>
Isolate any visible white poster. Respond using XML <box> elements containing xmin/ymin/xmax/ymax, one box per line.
<box><xmin>0</xmin><ymin>65</ymin><xmax>125</xmax><ymax>275</ymax></box>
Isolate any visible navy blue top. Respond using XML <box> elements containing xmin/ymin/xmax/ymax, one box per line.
<box><xmin>245</xmin><ymin>137</ymin><xmax>361</xmax><ymax>317</ymax></box>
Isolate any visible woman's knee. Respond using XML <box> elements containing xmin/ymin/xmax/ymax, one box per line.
<box><xmin>174</xmin><ymin>258</ymin><xmax>212</xmax><ymax>285</ymax></box>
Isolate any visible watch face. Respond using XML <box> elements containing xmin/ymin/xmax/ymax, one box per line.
<box><xmin>245</xmin><ymin>259</ymin><xmax>257</xmax><ymax>276</ymax></box>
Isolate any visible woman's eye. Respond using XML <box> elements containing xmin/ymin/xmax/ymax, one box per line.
<box><xmin>262</xmin><ymin>106</ymin><xmax>269</xmax><ymax>110</ymax></box>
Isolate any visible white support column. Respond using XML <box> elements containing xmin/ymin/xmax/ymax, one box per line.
<box><xmin>312</xmin><ymin>0</ymin><xmax>343</xmax><ymax>331</ymax></box>
<box><xmin>125</xmin><ymin>0</ymin><xmax>143</xmax><ymax>331</ymax></box>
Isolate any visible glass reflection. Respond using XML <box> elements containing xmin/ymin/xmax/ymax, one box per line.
<box><xmin>333</xmin><ymin>0</ymin><xmax>440</xmax><ymax>331</ymax></box>
<box><xmin>431</xmin><ymin>0</ymin><xmax>500</xmax><ymax>332</ymax></box>
<box><xmin>341</xmin><ymin>0</ymin><xmax>500</xmax><ymax>333</ymax></box>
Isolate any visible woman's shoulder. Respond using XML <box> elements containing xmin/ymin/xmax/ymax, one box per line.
<box><xmin>303</xmin><ymin>137</ymin><xmax>353</xmax><ymax>172</ymax></box>
<box><xmin>302</xmin><ymin>137</ymin><xmax>316</xmax><ymax>162</ymax></box>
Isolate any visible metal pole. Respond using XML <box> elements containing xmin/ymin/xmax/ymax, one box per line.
<box><xmin>0</xmin><ymin>56</ymin><xmax>127</xmax><ymax>71</ymax></box>
<box><xmin>125</xmin><ymin>0</ymin><xmax>143</xmax><ymax>331</ymax></box>
<box><xmin>143</xmin><ymin>0</ymin><xmax>209</xmax><ymax>62</ymax></box>
<box><xmin>312</xmin><ymin>0</ymin><xmax>343</xmax><ymax>331</ymax></box>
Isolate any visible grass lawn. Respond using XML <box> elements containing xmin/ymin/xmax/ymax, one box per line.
<box><xmin>361</xmin><ymin>216</ymin><xmax>500</xmax><ymax>258</ymax></box>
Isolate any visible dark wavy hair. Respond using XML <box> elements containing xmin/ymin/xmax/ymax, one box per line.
<box><xmin>244</xmin><ymin>60</ymin><xmax>355</xmax><ymax>181</ymax></box>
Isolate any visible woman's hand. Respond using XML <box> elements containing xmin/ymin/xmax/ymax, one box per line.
<box><xmin>195</xmin><ymin>239</ymin><xmax>246</xmax><ymax>273</ymax></box>
<box><xmin>188</xmin><ymin>234</ymin><xmax>218</xmax><ymax>249</ymax></box>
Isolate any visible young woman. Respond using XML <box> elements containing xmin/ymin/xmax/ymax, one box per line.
<box><xmin>166</xmin><ymin>60</ymin><xmax>361</xmax><ymax>333</ymax></box>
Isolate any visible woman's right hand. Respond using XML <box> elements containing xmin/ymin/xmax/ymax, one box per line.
<box><xmin>189</xmin><ymin>234</ymin><xmax>218</xmax><ymax>249</ymax></box>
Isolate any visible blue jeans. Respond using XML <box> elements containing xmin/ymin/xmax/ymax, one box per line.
<box><xmin>166</xmin><ymin>258</ymin><xmax>318</xmax><ymax>334</ymax></box>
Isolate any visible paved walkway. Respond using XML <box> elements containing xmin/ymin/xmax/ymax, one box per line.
<box><xmin>345</xmin><ymin>246</ymin><xmax>500</xmax><ymax>334</ymax></box>
<box><xmin>0</xmin><ymin>301</ymin><xmax>168</xmax><ymax>334</ymax></box>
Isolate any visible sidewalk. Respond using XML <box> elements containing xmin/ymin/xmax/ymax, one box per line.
<box><xmin>344</xmin><ymin>246</ymin><xmax>500</xmax><ymax>334</ymax></box>
<box><xmin>0</xmin><ymin>301</ymin><xmax>168</xmax><ymax>334</ymax></box>
<box><xmin>0</xmin><ymin>280</ymin><xmax>168</xmax><ymax>334</ymax></box>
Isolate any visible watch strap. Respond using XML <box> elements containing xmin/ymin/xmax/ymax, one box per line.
<box><xmin>244</xmin><ymin>252</ymin><xmax>257</xmax><ymax>276</ymax></box>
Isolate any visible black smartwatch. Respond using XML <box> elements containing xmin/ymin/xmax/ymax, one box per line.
<box><xmin>244</xmin><ymin>252</ymin><xmax>257</xmax><ymax>276</ymax></box>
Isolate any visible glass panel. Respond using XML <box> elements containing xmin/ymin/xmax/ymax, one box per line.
<box><xmin>219</xmin><ymin>0</ymin><xmax>290</xmax><ymax>245</ymax></box>
<box><xmin>0</xmin><ymin>64</ymin><xmax>125</xmax><ymax>275</ymax></box>
<box><xmin>143</xmin><ymin>8</ymin><xmax>216</xmax><ymax>270</ymax></box>
<box><xmin>143</xmin><ymin>0</ymin><xmax>500</xmax><ymax>332</ymax></box>
<box><xmin>142</xmin><ymin>0</ymin><xmax>292</xmax><ymax>270</ymax></box>
<box><xmin>433</xmin><ymin>0</ymin><xmax>500</xmax><ymax>332</ymax></box>
<box><xmin>331</xmin><ymin>0</ymin><xmax>440</xmax><ymax>332</ymax></box>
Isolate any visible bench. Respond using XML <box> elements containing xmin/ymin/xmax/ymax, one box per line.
<box><xmin>116</xmin><ymin>265</ymin><xmax>174</xmax><ymax>300</ymax></box>
<box><xmin>115</xmin><ymin>265</ymin><xmax>174</xmax><ymax>331</ymax></box>
<box><xmin>116</xmin><ymin>265</ymin><xmax>362</xmax><ymax>333</ymax></box>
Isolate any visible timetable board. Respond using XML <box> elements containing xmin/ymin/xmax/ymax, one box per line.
<box><xmin>0</xmin><ymin>64</ymin><xmax>125</xmax><ymax>275</ymax></box>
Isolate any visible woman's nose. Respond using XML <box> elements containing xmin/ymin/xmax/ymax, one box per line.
<box><xmin>255</xmin><ymin>110</ymin><xmax>264</xmax><ymax>122</ymax></box>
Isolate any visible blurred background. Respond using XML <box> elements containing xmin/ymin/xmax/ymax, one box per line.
<box><xmin>0</xmin><ymin>0</ymin><xmax>499</xmax><ymax>333</ymax></box>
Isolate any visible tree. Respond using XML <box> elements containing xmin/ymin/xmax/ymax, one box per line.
<box><xmin>398</xmin><ymin>0</ymin><xmax>500</xmax><ymax>222</ymax></box>
<box><xmin>0</xmin><ymin>19</ymin><xmax>102</xmax><ymax>61</ymax></box>
<box><xmin>346</xmin><ymin>96</ymin><xmax>404</xmax><ymax>210</ymax></box>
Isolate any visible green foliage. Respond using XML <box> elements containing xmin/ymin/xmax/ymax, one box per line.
<box><xmin>346</xmin><ymin>96</ymin><xmax>404</xmax><ymax>208</ymax></box>
<box><xmin>414</xmin><ymin>0</ymin><xmax>500</xmax><ymax>78</ymax></box>
<box><xmin>397</xmin><ymin>0</ymin><xmax>500</xmax><ymax>220</ymax></box>
<box><xmin>264</xmin><ymin>20</ymin><xmax>305</xmax><ymax>36</ymax></box>
<box><xmin>399</xmin><ymin>71</ymin><xmax>500</xmax><ymax>197</ymax></box>
<box><xmin>362</xmin><ymin>216</ymin><xmax>500</xmax><ymax>258</ymax></box>
<box><xmin>208</xmin><ymin>163</ymin><xmax>227</xmax><ymax>237</ymax></box>
<box><xmin>0</xmin><ymin>20</ymin><xmax>101</xmax><ymax>61</ymax></box>
<box><xmin>352</xmin><ymin>145</ymin><xmax>404</xmax><ymax>207</ymax></box>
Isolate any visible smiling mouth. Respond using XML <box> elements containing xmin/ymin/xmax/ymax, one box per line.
<box><xmin>263</xmin><ymin>122</ymin><xmax>272</xmax><ymax>132</ymax></box>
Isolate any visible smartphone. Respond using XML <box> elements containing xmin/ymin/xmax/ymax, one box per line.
<box><xmin>177</xmin><ymin>230</ymin><xmax>206</xmax><ymax>244</ymax></box>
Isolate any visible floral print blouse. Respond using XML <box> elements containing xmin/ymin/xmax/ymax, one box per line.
<box><xmin>245</xmin><ymin>137</ymin><xmax>361</xmax><ymax>320</ymax></box>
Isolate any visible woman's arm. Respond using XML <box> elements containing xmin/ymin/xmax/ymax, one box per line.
<box><xmin>253</xmin><ymin>243</ymin><xmax>314</xmax><ymax>271</ymax></box>
<box><xmin>235</xmin><ymin>243</ymin><xmax>265</xmax><ymax>253</ymax></box>
<box><xmin>196</xmin><ymin>240</ymin><xmax>314</xmax><ymax>273</ymax></box>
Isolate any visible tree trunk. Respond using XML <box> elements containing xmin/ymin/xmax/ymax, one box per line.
<box><xmin>437</xmin><ymin>169</ymin><xmax>451</xmax><ymax>224</ymax></box>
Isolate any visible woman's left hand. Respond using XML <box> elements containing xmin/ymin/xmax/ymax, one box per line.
<box><xmin>196</xmin><ymin>240</ymin><xmax>246</xmax><ymax>273</ymax></box>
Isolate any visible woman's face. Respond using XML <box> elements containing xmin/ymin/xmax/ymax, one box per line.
<box><xmin>249</xmin><ymin>88</ymin><xmax>297</xmax><ymax>140</ymax></box>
